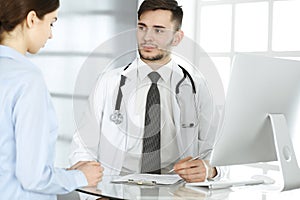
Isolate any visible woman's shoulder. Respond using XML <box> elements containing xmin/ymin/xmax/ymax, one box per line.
<box><xmin>0</xmin><ymin>57</ymin><xmax>45</xmax><ymax>88</ymax></box>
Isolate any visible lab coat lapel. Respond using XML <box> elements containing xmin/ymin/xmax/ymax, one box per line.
<box><xmin>171</xmin><ymin>64</ymin><xmax>198</xmax><ymax>158</ymax></box>
<box><xmin>120</xmin><ymin>61</ymin><xmax>138</xmax><ymax>106</ymax></box>
<box><xmin>171</xmin><ymin>64</ymin><xmax>186</xmax><ymax>156</ymax></box>
<box><xmin>101</xmin><ymin>62</ymin><xmax>138</xmax><ymax>175</ymax></box>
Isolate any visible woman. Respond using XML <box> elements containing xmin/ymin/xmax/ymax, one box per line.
<box><xmin>0</xmin><ymin>0</ymin><xmax>103</xmax><ymax>199</ymax></box>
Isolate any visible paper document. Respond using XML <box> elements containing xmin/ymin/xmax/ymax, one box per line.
<box><xmin>111</xmin><ymin>174</ymin><xmax>182</xmax><ymax>185</ymax></box>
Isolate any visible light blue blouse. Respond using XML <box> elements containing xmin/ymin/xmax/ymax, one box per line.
<box><xmin>0</xmin><ymin>45</ymin><xmax>87</xmax><ymax>199</ymax></box>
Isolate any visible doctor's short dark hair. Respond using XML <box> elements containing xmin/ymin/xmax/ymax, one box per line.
<box><xmin>138</xmin><ymin>0</ymin><xmax>183</xmax><ymax>31</ymax></box>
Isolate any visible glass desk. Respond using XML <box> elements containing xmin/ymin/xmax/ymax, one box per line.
<box><xmin>62</xmin><ymin>175</ymin><xmax>300</xmax><ymax>200</ymax></box>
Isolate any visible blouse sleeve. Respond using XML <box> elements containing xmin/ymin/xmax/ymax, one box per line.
<box><xmin>13</xmin><ymin>70</ymin><xmax>87</xmax><ymax>194</ymax></box>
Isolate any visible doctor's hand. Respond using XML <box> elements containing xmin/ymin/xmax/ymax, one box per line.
<box><xmin>70</xmin><ymin>161</ymin><xmax>104</xmax><ymax>186</ymax></box>
<box><xmin>173</xmin><ymin>157</ymin><xmax>217</xmax><ymax>183</ymax></box>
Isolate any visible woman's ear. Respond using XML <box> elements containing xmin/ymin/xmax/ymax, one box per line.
<box><xmin>26</xmin><ymin>11</ymin><xmax>38</xmax><ymax>28</ymax></box>
<box><xmin>172</xmin><ymin>30</ymin><xmax>184</xmax><ymax>46</ymax></box>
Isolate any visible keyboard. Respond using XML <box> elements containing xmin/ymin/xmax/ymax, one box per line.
<box><xmin>185</xmin><ymin>177</ymin><xmax>269</xmax><ymax>190</ymax></box>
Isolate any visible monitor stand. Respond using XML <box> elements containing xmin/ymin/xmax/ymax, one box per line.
<box><xmin>269</xmin><ymin>114</ymin><xmax>300</xmax><ymax>191</ymax></box>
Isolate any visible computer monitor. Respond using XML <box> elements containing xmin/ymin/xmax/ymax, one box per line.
<box><xmin>210</xmin><ymin>53</ymin><xmax>300</xmax><ymax>191</ymax></box>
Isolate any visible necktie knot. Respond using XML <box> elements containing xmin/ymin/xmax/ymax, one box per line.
<box><xmin>148</xmin><ymin>72</ymin><xmax>160</xmax><ymax>84</ymax></box>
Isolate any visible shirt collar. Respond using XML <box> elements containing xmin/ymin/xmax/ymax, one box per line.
<box><xmin>137</xmin><ymin>58</ymin><xmax>173</xmax><ymax>83</ymax></box>
<box><xmin>0</xmin><ymin>45</ymin><xmax>33</xmax><ymax>67</ymax></box>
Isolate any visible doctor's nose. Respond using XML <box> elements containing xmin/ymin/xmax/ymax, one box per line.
<box><xmin>143</xmin><ymin>29</ymin><xmax>154</xmax><ymax>41</ymax></box>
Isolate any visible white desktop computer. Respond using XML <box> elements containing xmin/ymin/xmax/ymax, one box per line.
<box><xmin>210</xmin><ymin>53</ymin><xmax>300</xmax><ymax>191</ymax></box>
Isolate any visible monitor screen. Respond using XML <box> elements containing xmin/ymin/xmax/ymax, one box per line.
<box><xmin>210</xmin><ymin>54</ymin><xmax>300</xmax><ymax>167</ymax></box>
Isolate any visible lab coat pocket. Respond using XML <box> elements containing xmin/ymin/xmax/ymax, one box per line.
<box><xmin>179</xmin><ymin>127</ymin><xmax>198</xmax><ymax>156</ymax></box>
<box><xmin>176</xmin><ymin>84</ymin><xmax>198</xmax><ymax>128</ymax></box>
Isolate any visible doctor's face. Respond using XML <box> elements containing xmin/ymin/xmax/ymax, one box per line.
<box><xmin>137</xmin><ymin>9</ymin><xmax>183</xmax><ymax>65</ymax></box>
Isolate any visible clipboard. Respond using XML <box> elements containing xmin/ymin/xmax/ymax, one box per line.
<box><xmin>111</xmin><ymin>174</ymin><xmax>183</xmax><ymax>186</ymax></box>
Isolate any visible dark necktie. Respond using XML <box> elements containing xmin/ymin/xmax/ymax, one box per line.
<box><xmin>141</xmin><ymin>72</ymin><xmax>161</xmax><ymax>174</ymax></box>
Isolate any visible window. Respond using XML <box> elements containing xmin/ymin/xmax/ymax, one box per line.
<box><xmin>196</xmin><ymin>0</ymin><xmax>300</xmax><ymax>92</ymax></box>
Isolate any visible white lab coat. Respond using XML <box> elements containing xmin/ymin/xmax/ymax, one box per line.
<box><xmin>70</xmin><ymin>58</ymin><xmax>223</xmax><ymax>176</ymax></box>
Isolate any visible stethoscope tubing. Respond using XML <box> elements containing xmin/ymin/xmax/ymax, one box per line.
<box><xmin>110</xmin><ymin>63</ymin><xmax>196</xmax><ymax>125</ymax></box>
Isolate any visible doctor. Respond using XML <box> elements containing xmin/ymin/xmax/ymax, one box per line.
<box><xmin>70</xmin><ymin>0</ymin><xmax>222</xmax><ymax>183</ymax></box>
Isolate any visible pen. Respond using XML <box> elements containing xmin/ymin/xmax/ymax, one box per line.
<box><xmin>167</xmin><ymin>149</ymin><xmax>212</xmax><ymax>173</ymax></box>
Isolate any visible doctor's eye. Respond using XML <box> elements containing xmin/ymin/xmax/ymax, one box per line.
<box><xmin>138</xmin><ymin>26</ymin><xmax>147</xmax><ymax>32</ymax></box>
<box><xmin>154</xmin><ymin>28</ymin><xmax>165</xmax><ymax>34</ymax></box>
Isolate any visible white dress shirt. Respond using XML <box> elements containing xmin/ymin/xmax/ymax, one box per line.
<box><xmin>121</xmin><ymin>59</ymin><xmax>180</xmax><ymax>174</ymax></box>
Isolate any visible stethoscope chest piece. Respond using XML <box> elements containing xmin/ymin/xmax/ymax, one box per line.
<box><xmin>110</xmin><ymin>110</ymin><xmax>123</xmax><ymax>124</ymax></box>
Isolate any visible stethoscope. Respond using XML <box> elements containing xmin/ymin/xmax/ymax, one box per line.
<box><xmin>110</xmin><ymin>63</ymin><xmax>197</xmax><ymax>126</ymax></box>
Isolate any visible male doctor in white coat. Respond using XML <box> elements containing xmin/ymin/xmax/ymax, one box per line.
<box><xmin>70</xmin><ymin>0</ymin><xmax>224</xmax><ymax>183</ymax></box>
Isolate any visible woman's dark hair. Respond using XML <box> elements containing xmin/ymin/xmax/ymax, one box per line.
<box><xmin>138</xmin><ymin>0</ymin><xmax>183</xmax><ymax>31</ymax></box>
<box><xmin>0</xmin><ymin>0</ymin><xmax>59</xmax><ymax>41</ymax></box>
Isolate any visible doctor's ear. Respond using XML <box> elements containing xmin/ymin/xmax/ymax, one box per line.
<box><xmin>172</xmin><ymin>30</ymin><xmax>184</xmax><ymax>46</ymax></box>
